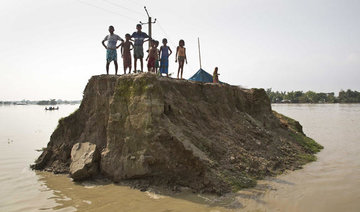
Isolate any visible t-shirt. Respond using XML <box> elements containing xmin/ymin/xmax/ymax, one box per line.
<box><xmin>103</xmin><ymin>34</ymin><xmax>123</xmax><ymax>49</ymax></box>
<box><xmin>131</xmin><ymin>31</ymin><xmax>149</xmax><ymax>46</ymax></box>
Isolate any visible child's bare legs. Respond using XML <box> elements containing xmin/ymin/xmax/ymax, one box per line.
<box><xmin>123</xmin><ymin>65</ymin><xmax>127</xmax><ymax>75</ymax></box>
<box><xmin>114</xmin><ymin>61</ymin><xmax>118</xmax><ymax>75</ymax></box>
<box><xmin>134</xmin><ymin>58</ymin><xmax>138</xmax><ymax>73</ymax></box>
<box><xmin>106</xmin><ymin>61</ymin><xmax>110</xmax><ymax>75</ymax></box>
<box><xmin>140</xmin><ymin>58</ymin><xmax>144</xmax><ymax>72</ymax></box>
<box><xmin>177</xmin><ymin>65</ymin><xmax>180</xmax><ymax>79</ymax></box>
<box><xmin>180</xmin><ymin>61</ymin><xmax>184</xmax><ymax>79</ymax></box>
<box><xmin>128</xmin><ymin>66</ymin><xmax>132</xmax><ymax>74</ymax></box>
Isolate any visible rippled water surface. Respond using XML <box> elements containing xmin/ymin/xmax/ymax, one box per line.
<box><xmin>0</xmin><ymin>104</ymin><xmax>359</xmax><ymax>211</ymax></box>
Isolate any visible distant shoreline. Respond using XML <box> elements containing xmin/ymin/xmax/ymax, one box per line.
<box><xmin>267</xmin><ymin>89</ymin><xmax>360</xmax><ymax>104</ymax></box>
<box><xmin>0</xmin><ymin>100</ymin><xmax>81</xmax><ymax>106</ymax></box>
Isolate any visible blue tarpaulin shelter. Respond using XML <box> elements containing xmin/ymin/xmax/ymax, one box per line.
<box><xmin>188</xmin><ymin>69</ymin><xmax>213</xmax><ymax>83</ymax></box>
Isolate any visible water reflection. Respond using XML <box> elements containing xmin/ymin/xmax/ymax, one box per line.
<box><xmin>35</xmin><ymin>171</ymin><xmax>233</xmax><ymax>212</ymax></box>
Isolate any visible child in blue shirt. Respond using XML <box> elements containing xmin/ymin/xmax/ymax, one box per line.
<box><xmin>131</xmin><ymin>24</ymin><xmax>149</xmax><ymax>73</ymax></box>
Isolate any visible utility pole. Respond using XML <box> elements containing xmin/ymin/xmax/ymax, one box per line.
<box><xmin>140</xmin><ymin>7</ymin><xmax>156</xmax><ymax>50</ymax></box>
<box><xmin>198</xmin><ymin>37</ymin><xmax>202</xmax><ymax>69</ymax></box>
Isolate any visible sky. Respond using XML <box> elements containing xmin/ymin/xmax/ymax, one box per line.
<box><xmin>1</xmin><ymin>0</ymin><xmax>359</xmax><ymax>100</ymax></box>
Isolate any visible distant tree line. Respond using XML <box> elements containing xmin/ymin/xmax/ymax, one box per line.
<box><xmin>266</xmin><ymin>89</ymin><xmax>360</xmax><ymax>103</ymax></box>
<box><xmin>0</xmin><ymin>99</ymin><xmax>81</xmax><ymax>105</ymax></box>
<box><xmin>37</xmin><ymin>99</ymin><xmax>58</xmax><ymax>105</ymax></box>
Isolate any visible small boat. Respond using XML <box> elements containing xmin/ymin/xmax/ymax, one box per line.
<box><xmin>45</xmin><ymin>106</ymin><xmax>59</xmax><ymax>111</ymax></box>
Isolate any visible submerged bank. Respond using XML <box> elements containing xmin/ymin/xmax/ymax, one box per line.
<box><xmin>32</xmin><ymin>73</ymin><xmax>322</xmax><ymax>194</ymax></box>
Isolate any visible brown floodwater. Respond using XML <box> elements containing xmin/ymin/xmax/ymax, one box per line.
<box><xmin>0</xmin><ymin>104</ymin><xmax>359</xmax><ymax>211</ymax></box>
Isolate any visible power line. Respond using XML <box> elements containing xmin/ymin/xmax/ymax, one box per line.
<box><xmin>139</xmin><ymin>7</ymin><xmax>157</xmax><ymax>49</ymax></box>
<box><xmin>119</xmin><ymin>0</ymin><xmax>144</xmax><ymax>8</ymax></box>
<box><xmin>156</xmin><ymin>20</ymin><xmax>176</xmax><ymax>47</ymax></box>
<box><xmin>102</xmin><ymin>0</ymin><xmax>143</xmax><ymax>16</ymax></box>
<box><xmin>76</xmin><ymin>0</ymin><xmax>138</xmax><ymax>21</ymax></box>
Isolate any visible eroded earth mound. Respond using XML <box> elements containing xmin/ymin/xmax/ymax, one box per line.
<box><xmin>32</xmin><ymin>73</ymin><xmax>323</xmax><ymax>194</ymax></box>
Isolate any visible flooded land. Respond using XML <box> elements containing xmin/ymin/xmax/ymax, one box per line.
<box><xmin>0</xmin><ymin>104</ymin><xmax>359</xmax><ymax>212</ymax></box>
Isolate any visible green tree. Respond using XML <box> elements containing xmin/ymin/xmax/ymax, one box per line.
<box><xmin>305</xmin><ymin>91</ymin><xmax>319</xmax><ymax>103</ymax></box>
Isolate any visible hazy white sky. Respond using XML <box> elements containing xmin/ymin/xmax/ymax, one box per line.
<box><xmin>1</xmin><ymin>0</ymin><xmax>359</xmax><ymax>100</ymax></box>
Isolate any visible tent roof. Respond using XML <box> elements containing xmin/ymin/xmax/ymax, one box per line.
<box><xmin>188</xmin><ymin>69</ymin><xmax>213</xmax><ymax>83</ymax></box>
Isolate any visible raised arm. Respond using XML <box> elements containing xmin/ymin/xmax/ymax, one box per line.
<box><xmin>130</xmin><ymin>32</ymin><xmax>135</xmax><ymax>42</ymax></box>
<box><xmin>168</xmin><ymin>47</ymin><xmax>173</xmax><ymax>56</ymax></box>
<box><xmin>120</xmin><ymin>44</ymin><xmax>124</xmax><ymax>57</ymax></box>
<box><xmin>116</xmin><ymin>40</ymin><xmax>123</xmax><ymax>49</ymax></box>
<box><xmin>102</xmin><ymin>40</ymin><xmax>107</xmax><ymax>49</ymax></box>
<box><xmin>102</xmin><ymin>36</ymin><xmax>108</xmax><ymax>49</ymax></box>
<box><xmin>116</xmin><ymin>37</ymin><xmax>124</xmax><ymax>49</ymax></box>
<box><xmin>144</xmin><ymin>33</ymin><xmax>151</xmax><ymax>43</ymax></box>
<box><xmin>146</xmin><ymin>46</ymin><xmax>150</xmax><ymax>61</ymax></box>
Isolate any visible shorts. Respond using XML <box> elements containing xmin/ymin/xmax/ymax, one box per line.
<box><xmin>178</xmin><ymin>56</ymin><xmax>185</xmax><ymax>63</ymax></box>
<box><xmin>147</xmin><ymin>57</ymin><xmax>156</xmax><ymax>68</ymax></box>
<box><xmin>106</xmin><ymin>49</ymin><xmax>117</xmax><ymax>62</ymax></box>
<box><xmin>134</xmin><ymin>46</ymin><xmax>144</xmax><ymax>59</ymax></box>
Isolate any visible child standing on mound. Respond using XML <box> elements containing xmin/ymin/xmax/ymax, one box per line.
<box><xmin>101</xmin><ymin>25</ymin><xmax>123</xmax><ymax>75</ymax></box>
<box><xmin>131</xmin><ymin>24</ymin><xmax>150</xmax><ymax>73</ymax></box>
<box><xmin>121</xmin><ymin>34</ymin><xmax>134</xmax><ymax>74</ymax></box>
<box><xmin>154</xmin><ymin>41</ymin><xmax>160</xmax><ymax>74</ymax></box>
<box><xmin>175</xmin><ymin>39</ymin><xmax>187</xmax><ymax>79</ymax></box>
<box><xmin>159</xmin><ymin>38</ymin><xmax>172</xmax><ymax>77</ymax></box>
<box><xmin>146</xmin><ymin>40</ymin><xmax>157</xmax><ymax>73</ymax></box>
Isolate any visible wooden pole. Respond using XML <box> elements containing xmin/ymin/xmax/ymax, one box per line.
<box><xmin>198</xmin><ymin>37</ymin><xmax>202</xmax><ymax>69</ymax></box>
<box><xmin>140</xmin><ymin>7</ymin><xmax>156</xmax><ymax>50</ymax></box>
<box><xmin>148</xmin><ymin>16</ymin><xmax>152</xmax><ymax>50</ymax></box>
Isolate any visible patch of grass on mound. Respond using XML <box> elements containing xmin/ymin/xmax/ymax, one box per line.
<box><xmin>291</xmin><ymin>132</ymin><xmax>323</xmax><ymax>154</ymax></box>
<box><xmin>298</xmin><ymin>153</ymin><xmax>317</xmax><ymax>164</ymax></box>
<box><xmin>228</xmin><ymin>175</ymin><xmax>257</xmax><ymax>192</ymax></box>
<box><xmin>220</xmin><ymin>171</ymin><xmax>257</xmax><ymax>192</ymax></box>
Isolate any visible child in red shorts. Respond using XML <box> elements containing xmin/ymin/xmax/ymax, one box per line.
<box><xmin>146</xmin><ymin>40</ymin><xmax>157</xmax><ymax>73</ymax></box>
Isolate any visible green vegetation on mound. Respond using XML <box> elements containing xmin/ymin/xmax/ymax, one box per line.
<box><xmin>222</xmin><ymin>172</ymin><xmax>257</xmax><ymax>192</ymax></box>
<box><xmin>291</xmin><ymin>132</ymin><xmax>323</xmax><ymax>154</ymax></box>
<box><xmin>273</xmin><ymin>111</ymin><xmax>323</xmax><ymax>165</ymax></box>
